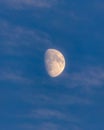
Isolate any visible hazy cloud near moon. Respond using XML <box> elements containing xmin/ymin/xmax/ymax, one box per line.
<box><xmin>0</xmin><ymin>20</ymin><xmax>52</xmax><ymax>56</ymax></box>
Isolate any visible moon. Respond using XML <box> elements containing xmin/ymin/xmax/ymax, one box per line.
<box><xmin>45</xmin><ymin>49</ymin><xmax>65</xmax><ymax>77</ymax></box>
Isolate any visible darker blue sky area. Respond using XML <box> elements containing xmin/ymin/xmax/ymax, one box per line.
<box><xmin>0</xmin><ymin>0</ymin><xmax>104</xmax><ymax>130</ymax></box>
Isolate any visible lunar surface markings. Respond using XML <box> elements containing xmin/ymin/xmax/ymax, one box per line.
<box><xmin>45</xmin><ymin>49</ymin><xmax>65</xmax><ymax>77</ymax></box>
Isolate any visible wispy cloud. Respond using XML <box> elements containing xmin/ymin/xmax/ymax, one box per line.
<box><xmin>53</xmin><ymin>66</ymin><xmax>104</xmax><ymax>90</ymax></box>
<box><xmin>29</xmin><ymin>109</ymin><xmax>65</xmax><ymax>119</ymax></box>
<box><xmin>13</xmin><ymin>66</ymin><xmax>104</xmax><ymax>109</ymax></box>
<box><xmin>0</xmin><ymin>69</ymin><xmax>33</xmax><ymax>85</ymax></box>
<box><xmin>93</xmin><ymin>1</ymin><xmax>104</xmax><ymax>12</ymax></box>
<box><xmin>21</xmin><ymin>93</ymin><xmax>92</xmax><ymax>106</ymax></box>
<box><xmin>0</xmin><ymin>20</ymin><xmax>52</xmax><ymax>85</ymax></box>
<box><xmin>38</xmin><ymin>122</ymin><xmax>59</xmax><ymax>130</ymax></box>
<box><xmin>66</xmin><ymin>66</ymin><xmax>104</xmax><ymax>88</ymax></box>
<box><xmin>20</xmin><ymin>122</ymin><xmax>59</xmax><ymax>130</ymax></box>
<box><xmin>0</xmin><ymin>20</ymin><xmax>52</xmax><ymax>56</ymax></box>
<box><xmin>19</xmin><ymin>121</ymin><xmax>82</xmax><ymax>130</ymax></box>
<box><xmin>16</xmin><ymin>108</ymin><xmax>80</xmax><ymax>130</ymax></box>
<box><xmin>0</xmin><ymin>0</ymin><xmax>58</xmax><ymax>9</ymax></box>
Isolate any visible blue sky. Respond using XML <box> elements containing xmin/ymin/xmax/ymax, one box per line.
<box><xmin>0</xmin><ymin>0</ymin><xmax>104</xmax><ymax>130</ymax></box>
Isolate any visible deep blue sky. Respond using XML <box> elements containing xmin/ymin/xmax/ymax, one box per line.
<box><xmin>0</xmin><ymin>0</ymin><xmax>104</xmax><ymax>130</ymax></box>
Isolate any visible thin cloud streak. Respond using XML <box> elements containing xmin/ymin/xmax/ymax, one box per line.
<box><xmin>61</xmin><ymin>66</ymin><xmax>104</xmax><ymax>88</ymax></box>
<box><xmin>0</xmin><ymin>70</ymin><xmax>33</xmax><ymax>85</ymax></box>
<box><xmin>0</xmin><ymin>20</ymin><xmax>52</xmax><ymax>56</ymax></box>
<box><xmin>19</xmin><ymin>120</ymin><xmax>82</xmax><ymax>130</ymax></box>
<box><xmin>0</xmin><ymin>0</ymin><xmax>58</xmax><ymax>9</ymax></box>
<box><xmin>73</xmin><ymin>67</ymin><xmax>104</xmax><ymax>87</ymax></box>
<box><xmin>20</xmin><ymin>123</ymin><xmax>59</xmax><ymax>130</ymax></box>
<box><xmin>16</xmin><ymin>108</ymin><xmax>80</xmax><ymax>130</ymax></box>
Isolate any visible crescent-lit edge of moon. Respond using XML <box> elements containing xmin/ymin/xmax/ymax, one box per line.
<box><xmin>45</xmin><ymin>49</ymin><xmax>65</xmax><ymax>77</ymax></box>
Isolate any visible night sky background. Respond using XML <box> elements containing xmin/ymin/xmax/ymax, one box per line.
<box><xmin>0</xmin><ymin>0</ymin><xmax>104</xmax><ymax>130</ymax></box>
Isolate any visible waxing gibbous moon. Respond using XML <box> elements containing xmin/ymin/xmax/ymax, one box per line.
<box><xmin>45</xmin><ymin>49</ymin><xmax>65</xmax><ymax>77</ymax></box>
